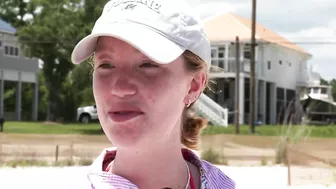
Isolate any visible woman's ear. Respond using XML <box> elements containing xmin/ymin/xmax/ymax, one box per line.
<box><xmin>185</xmin><ymin>71</ymin><xmax>206</xmax><ymax>103</ymax></box>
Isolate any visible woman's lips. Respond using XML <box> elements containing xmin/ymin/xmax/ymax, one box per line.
<box><xmin>108</xmin><ymin>111</ymin><xmax>144</xmax><ymax>122</ymax></box>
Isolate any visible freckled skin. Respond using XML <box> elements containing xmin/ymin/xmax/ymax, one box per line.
<box><xmin>92</xmin><ymin>36</ymin><xmax>194</xmax><ymax>149</ymax></box>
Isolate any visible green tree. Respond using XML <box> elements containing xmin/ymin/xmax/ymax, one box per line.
<box><xmin>60</xmin><ymin>63</ymin><xmax>94</xmax><ymax>122</ymax></box>
<box><xmin>20</xmin><ymin>73</ymin><xmax>48</xmax><ymax>121</ymax></box>
<box><xmin>3</xmin><ymin>72</ymin><xmax>48</xmax><ymax>121</ymax></box>
<box><xmin>1</xmin><ymin>0</ymin><xmax>106</xmax><ymax>122</ymax></box>
<box><xmin>330</xmin><ymin>79</ymin><xmax>336</xmax><ymax>101</ymax></box>
<box><xmin>17</xmin><ymin>0</ymin><xmax>82</xmax><ymax>121</ymax></box>
<box><xmin>71</xmin><ymin>61</ymin><xmax>94</xmax><ymax>106</ymax></box>
<box><xmin>3</xmin><ymin>82</ymin><xmax>15</xmax><ymax>112</ymax></box>
<box><xmin>0</xmin><ymin>0</ymin><xmax>30</xmax><ymax>28</ymax></box>
<box><xmin>36</xmin><ymin>71</ymin><xmax>49</xmax><ymax>121</ymax></box>
<box><xmin>320</xmin><ymin>78</ymin><xmax>329</xmax><ymax>85</ymax></box>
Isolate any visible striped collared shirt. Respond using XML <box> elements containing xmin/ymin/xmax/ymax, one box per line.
<box><xmin>86</xmin><ymin>147</ymin><xmax>236</xmax><ymax>189</ymax></box>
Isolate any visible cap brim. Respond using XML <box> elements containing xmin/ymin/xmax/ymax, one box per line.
<box><xmin>71</xmin><ymin>22</ymin><xmax>186</xmax><ymax>64</ymax></box>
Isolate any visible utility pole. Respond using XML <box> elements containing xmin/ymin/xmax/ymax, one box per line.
<box><xmin>249</xmin><ymin>0</ymin><xmax>257</xmax><ymax>134</ymax></box>
<box><xmin>235</xmin><ymin>36</ymin><xmax>240</xmax><ymax>134</ymax></box>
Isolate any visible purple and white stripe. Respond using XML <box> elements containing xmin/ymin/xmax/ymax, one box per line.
<box><xmin>86</xmin><ymin>148</ymin><xmax>236</xmax><ymax>189</ymax></box>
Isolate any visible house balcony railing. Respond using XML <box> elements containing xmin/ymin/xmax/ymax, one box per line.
<box><xmin>193</xmin><ymin>93</ymin><xmax>228</xmax><ymax>127</ymax></box>
<box><xmin>210</xmin><ymin>58</ymin><xmax>262</xmax><ymax>76</ymax></box>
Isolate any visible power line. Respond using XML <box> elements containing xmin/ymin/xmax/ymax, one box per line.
<box><xmin>2</xmin><ymin>39</ymin><xmax>336</xmax><ymax>45</ymax></box>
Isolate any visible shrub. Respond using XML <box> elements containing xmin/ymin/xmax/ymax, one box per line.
<box><xmin>201</xmin><ymin>148</ymin><xmax>221</xmax><ymax>164</ymax></box>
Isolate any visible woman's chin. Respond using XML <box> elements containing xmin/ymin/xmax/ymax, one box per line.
<box><xmin>108</xmin><ymin>134</ymin><xmax>144</xmax><ymax>149</ymax></box>
<box><xmin>103</xmin><ymin>122</ymin><xmax>147</xmax><ymax>148</ymax></box>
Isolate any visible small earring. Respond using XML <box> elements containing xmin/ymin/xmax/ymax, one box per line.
<box><xmin>186</xmin><ymin>99</ymin><xmax>191</xmax><ymax>107</ymax></box>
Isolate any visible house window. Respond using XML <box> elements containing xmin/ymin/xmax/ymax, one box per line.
<box><xmin>244</xmin><ymin>44</ymin><xmax>251</xmax><ymax>59</ymax></box>
<box><xmin>279</xmin><ymin>60</ymin><xmax>282</xmax><ymax>65</ymax></box>
<box><xmin>211</xmin><ymin>49</ymin><xmax>217</xmax><ymax>58</ymax></box>
<box><xmin>211</xmin><ymin>50</ymin><xmax>215</xmax><ymax>58</ymax></box>
<box><xmin>218</xmin><ymin>60</ymin><xmax>224</xmax><ymax>68</ymax></box>
<box><xmin>4</xmin><ymin>45</ymin><xmax>19</xmax><ymax>57</ymax></box>
<box><xmin>10</xmin><ymin>46</ymin><xmax>14</xmax><ymax>55</ymax></box>
<box><xmin>267</xmin><ymin>61</ymin><xmax>271</xmax><ymax>70</ymax></box>
<box><xmin>312</xmin><ymin>87</ymin><xmax>319</xmax><ymax>94</ymax></box>
<box><xmin>321</xmin><ymin>88</ymin><xmax>327</xmax><ymax>94</ymax></box>
<box><xmin>218</xmin><ymin>47</ymin><xmax>225</xmax><ymax>58</ymax></box>
<box><xmin>14</xmin><ymin>47</ymin><xmax>18</xmax><ymax>56</ymax></box>
<box><xmin>0</xmin><ymin>41</ymin><xmax>2</xmax><ymax>47</ymax></box>
<box><xmin>244</xmin><ymin>51</ymin><xmax>251</xmax><ymax>59</ymax></box>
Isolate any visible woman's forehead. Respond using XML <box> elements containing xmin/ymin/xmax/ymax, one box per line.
<box><xmin>95</xmin><ymin>37</ymin><xmax>147</xmax><ymax>59</ymax></box>
<box><xmin>96</xmin><ymin>37</ymin><xmax>138</xmax><ymax>51</ymax></box>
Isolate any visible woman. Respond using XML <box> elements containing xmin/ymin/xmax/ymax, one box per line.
<box><xmin>71</xmin><ymin>0</ymin><xmax>235</xmax><ymax>188</ymax></box>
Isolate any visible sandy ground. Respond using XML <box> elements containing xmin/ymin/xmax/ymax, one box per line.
<box><xmin>220</xmin><ymin>165</ymin><xmax>336</xmax><ymax>188</ymax></box>
<box><xmin>1</xmin><ymin>133</ymin><xmax>336</xmax><ymax>188</ymax></box>
<box><xmin>0</xmin><ymin>165</ymin><xmax>335</xmax><ymax>189</ymax></box>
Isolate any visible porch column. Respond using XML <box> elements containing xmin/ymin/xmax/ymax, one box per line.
<box><xmin>229</xmin><ymin>79</ymin><xmax>235</xmax><ymax>107</ymax></box>
<box><xmin>0</xmin><ymin>70</ymin><xmax>4</xmax><ymax>117</ymax></box>
<box><xmin>224</xmin><ymin>43</ymin><xmax>229</xmax><ymax>71</ymax></box>
<box><xmin>255</xmin><ymin>45</ymin><xmax>259</xmax><ymax>76</ymax></box>
<box><xmin>32</xmin><ymin>73</ymin><xmax>38</xmax><ymax>121</ymax></box>
<box><xmin>259</xmin><ymin>80</ymin><xmax>266</xmax><ymax>123</ymax></box>
<box><xmin>217</xmin><ymin>79</ymin><xmax>225</xmax><ymax>106</ymax></box>
<box><xmin>270</xmin><ymin>83</ymin><xmax>277</xmax><ymax>124</ymax></box>
<box><xmin>239</xmin><ymin>74</ymin><xmax>245</xmax><ymax>124</ymax></box>
<box><xmin>295</xmin><ymin>87</ymin><xmax>301</xmax><ymax>124</ymax></box>
<box><xmin>255</xmin><ymin>78</ymin><xmax>259</xmax><ymax>121</ymax></box>
<box><xmin>283</xmin><ymin>89</ymin><xmax>288</xmax><ymax>124</ymax></box>
<box><xmin>240</xmin><ymin>44</ymin><xmax>244</xmax><ymax>72</ymax></box>
<box><xmin>284</xmin><ymin>89</ymin><xmax>287</xmax><ymax>109</ymax></box>
<box><xmin>16</xmin><ymin>72</ymin><xmax>22</xmax><ymax>121</ymax></box>
<box><xmin>212</xmin><ymin>47</ymin><xmax>219</xmax><ymax>68</ymax></box>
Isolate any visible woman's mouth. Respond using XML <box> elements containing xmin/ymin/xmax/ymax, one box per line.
<box><xmin>108</xmin><ymin>111</ymin><xmax>144</xmax><ymax>123</ymax></box>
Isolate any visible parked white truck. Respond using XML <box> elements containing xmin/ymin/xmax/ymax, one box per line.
<box><xmin>76</xmin><ymin>105</ymin><xmax>99</xmax><ymax>124</ymax></box>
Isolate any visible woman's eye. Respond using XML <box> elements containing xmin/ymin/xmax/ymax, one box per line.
<box><xmin>98</xmin><ymin>63</ymin><xmax>114</xmax><ymax>69</ymax></box>
<box><xmin>140</xmin><ymin>62</ymin><xmax>159</xmax><ymax>68</ymax></box>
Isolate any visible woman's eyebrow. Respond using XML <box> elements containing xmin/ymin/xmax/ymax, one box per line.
<box><xmin>95</xmin><ymin>52</ymin><xmax>113</xmax><ymax>61</ymax></box>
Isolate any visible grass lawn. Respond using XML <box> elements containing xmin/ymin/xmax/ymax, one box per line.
<box><xmin>2</xmin><ymin>121</ymin><xmax>336</xmax><ymax>138</ymax></box>
<box><xmin>2</xmin><ymin>121</ymin><xmax>102</xmax><ymax>135</ymax></box>
<box><xmin>2</xmin><ymin>122</ymin><xmax>336</xmax><ymax>169</ymax></box>
<box><xmin>203</xmin><ymin>124</ymin><xmax>336</xmax><ymax>138</ymax></box>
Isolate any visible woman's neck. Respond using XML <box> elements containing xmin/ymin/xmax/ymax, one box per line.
<box><xmin>110</xmin><ymin>141</ymin><xmax>190</xmax><ymax>189</ymax></box>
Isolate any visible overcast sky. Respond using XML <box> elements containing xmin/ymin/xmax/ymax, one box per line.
<box><xmin>186</xmin><ymin>0</ymin><xmax>336</xmax><ymax>81</ymax></box>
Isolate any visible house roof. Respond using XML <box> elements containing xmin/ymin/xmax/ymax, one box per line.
<box><xmin>203</xmin><ymin>13</ymin><xmax>311</xmax><ymax>56</ymax></box>
<box><xmin>0</xmin><ymin>18</ymin><xmax>16</xmax><ymax>34</ymax></box>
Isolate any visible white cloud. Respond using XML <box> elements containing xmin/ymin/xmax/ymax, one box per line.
<box><xmin>328</xmin><ymin>19</ymin><xmax>336</xmax><ymax>30</ymax></box>
<box><xmin>281</xmin><ymin>26</ymin><xmax>336</xmax><ymax>80</ymax></box>
<box><xmin>281</xmin><ymin>28</ymin><xmax>335</xmax><ymax>41</ymax></box>
<box><xmin>287</xmin><ymin>29</ymin><xmax>334</xmax><ymax>39</ymax></box>
<box><xmin>188</xmin><ymin>1</ymin><xmax>250</xmax><ymax>19</ymax></box>
<box><xmin>194</xmin><ymin>2</ymin><xmax>238</xmax><ymax>19</ymax></box>
<box><xmin>309</xmin><ymin>59</ymin><xmax>336</xmax><ymax>81</ymax></box>
<box><xmin>280</xmin><ymin>26</ymin><xmax>336</xmax><ymax>59</ymax></box>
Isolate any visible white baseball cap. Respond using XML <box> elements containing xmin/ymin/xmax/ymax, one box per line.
<box><xmin>71</xmin><ymin>0</ymin><xmax>211</xmax><ymax>69</ymax></box>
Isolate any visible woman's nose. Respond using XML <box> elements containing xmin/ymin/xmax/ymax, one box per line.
<box><xmin>110</xmin><ymin>74</ymin><xmax>137</xmax><ymax>98</ymax></box>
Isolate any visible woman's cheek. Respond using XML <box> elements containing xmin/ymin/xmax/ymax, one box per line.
<box><xmin>93</xmin><ymin>75</ymin><xmax>110</xmax><ymax>101</ymax></box>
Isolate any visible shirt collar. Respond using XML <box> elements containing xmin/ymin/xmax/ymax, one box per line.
<box><xmin>86</xmin><ymin>147</ymin><xmax>209</xmax><ymax>188</ymax></box>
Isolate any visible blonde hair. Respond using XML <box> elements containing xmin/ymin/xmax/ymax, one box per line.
<box><xmin>180</xmin><ymin>50</ymin><xmax>209</xmax><ymax>150</ymax></box>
